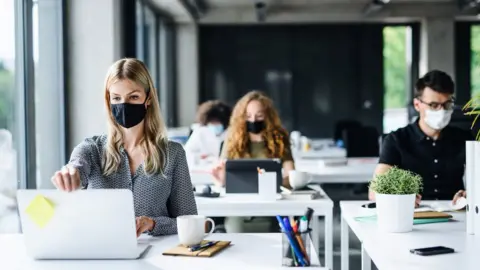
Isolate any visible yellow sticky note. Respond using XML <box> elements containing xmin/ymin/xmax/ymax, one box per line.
<box><xmin>25</xmin><ymin>195</ymin><xmax>55</xmax><ymax>228</ymax></box>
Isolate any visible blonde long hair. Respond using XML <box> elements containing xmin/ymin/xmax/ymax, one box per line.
<box><xmin>102</xmin><ymin>58</ymin><xmax>168</xmax><ymax>176</ymax></box>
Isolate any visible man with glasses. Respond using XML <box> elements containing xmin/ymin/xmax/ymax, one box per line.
<box><xmin>369</xmin><ymin>70</ymin><xmax>473</xmax><ymax>202</ymax></box>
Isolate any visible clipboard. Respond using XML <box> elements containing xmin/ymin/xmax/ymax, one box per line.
<box><xmin>162</xmin><ymin>240</ymin><xmax>232</xmax><ymax>257</ymax></box>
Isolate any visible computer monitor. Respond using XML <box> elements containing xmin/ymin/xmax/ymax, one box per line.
<box><xmin>225</xmin><ymin>159</ymin><xmax>283</xmax><ymax>194</ymax></box>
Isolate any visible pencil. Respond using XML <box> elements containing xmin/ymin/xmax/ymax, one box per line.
<box><xmin>294</xmin><ymin>233</ymin><xmax>310</xmax><ymax>264</ymax></box>
<box><xmin>293</xmin><ymin>222</ymin><xmax>310</xmax><ymax>265</ymax></box>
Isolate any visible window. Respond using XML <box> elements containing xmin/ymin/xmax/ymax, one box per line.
<box><xmin>0</xmin><ymin>0</ymin><xmax>19</xmax><ymax>233</ymax></box>
<box><xmin>471</xmin><ymin>25</ymin><xmax>480</xmax><ymax>97</ymax></box>
<box><xmin>145</xmin><ymin>7</ymin><xmax>158</xmax><ymax>86</ymax></box>
<box><xmin>136</xmin><ymin>1</ymin><xmax>159</xmax><ymax>87</ymax></box>
<box><xmin>134</xmin><ymin>1</ymin><xmax>176</xmax><ymax>126</ymax></box>
<box><xmin>33</xmin><ymin>0</ymin><xmax>66</xmax><ymax>189</ymax></box>
<box><xmin>136</xmin><ymin>0</ymin><xmax>145</xmax><ymax>63</ymax></box>
<box><xmin>383</xmin><ymin>26</ymin><xmax>411</xmax><ymax>133</ymax></box>
<box><xmin>0</xmin><ymin>0</ymin><xmax>66</xmax><ymax>234</ymax></box>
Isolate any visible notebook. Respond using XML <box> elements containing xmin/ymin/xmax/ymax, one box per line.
<box><xmin>414</xmin><ymin>211</ymin><xmax>452</xmax><ymax>219</ymax></box>
<box><xmin>355</xmin><ymin>212</ymin><xmax>452</xmax><ymax>225</ymax></box>
<box><xmin>162</xmin><ymin>240</ymin><xmax>231</xmax><ymax>257</ymax></box>
<box><xmin>355</xmin><ymin>215</ymin><xmax>451</xmax><ymax>225</ymax></box>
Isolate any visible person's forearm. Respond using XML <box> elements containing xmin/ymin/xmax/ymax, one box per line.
<box><xmin>282</xmin><ymin>176</ymin><xmax>291</xmax><ymax>189</ymax></box>
<box><xmin>148</xmin><ymin>216</ymin><xmax>178</xmax><ymax>236</ymax></box>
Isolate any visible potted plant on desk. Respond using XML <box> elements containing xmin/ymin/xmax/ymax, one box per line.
<box><xmin>369</xmin><ymin>167</ymin><xmax>423</xmax><ymax>233</ymax></box>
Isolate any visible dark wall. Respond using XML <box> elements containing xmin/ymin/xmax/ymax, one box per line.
<box><xmin>199</xmin><ymin>24</ymin><xmax>384</xmax><ymax>138</ymax></box>
<box><xmin>455</xmin><ymin>21</ymin><xmax>472</xmax><ymax>106</ymax></box>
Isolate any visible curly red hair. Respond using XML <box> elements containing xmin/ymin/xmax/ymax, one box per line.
<box><xmin>225</xmin><ymin>91</ymin><xmax>290</xmax><ymax>159</ymax></box>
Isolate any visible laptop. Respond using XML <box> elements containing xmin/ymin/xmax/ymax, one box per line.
<box><xmin>225</xmin><ymin>158</ymin><xmax>283</xmax><ymax>193</ymax></box>
<box><xmin>17</xmin><ymin>189</ymin><xmax>151</xmax><ymax>260</ymax></box>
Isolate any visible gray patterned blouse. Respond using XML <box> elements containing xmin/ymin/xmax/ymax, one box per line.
<box><xmin>68</xmin><ymin>135</ymin><xmax>198</xmax><ymax>236</ymax></box>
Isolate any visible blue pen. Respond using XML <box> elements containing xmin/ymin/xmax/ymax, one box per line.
<box><xmin>276</xmin><ymin>216</ymin><xmax>308</xmax><ymax>266</ymax></box>
<box><xmin>282</xmin><ymin>217</ymin><xmax>308</xmax><ymax>266</ymax></box>
<box><xmin>283</xmin><ymin>217</ymin><xmax>307</xmax><ymax>264</ymax></box>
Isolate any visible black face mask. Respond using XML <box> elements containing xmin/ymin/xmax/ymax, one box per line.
<box><xmin>246</xmin><ymin>120</ymin><xmax>265</xmax><ymax>134</ymax></box>
<box><xmin>111</xmin><ymin>96</ymin><xmax>148</xmax><ymax>129</ymax></box>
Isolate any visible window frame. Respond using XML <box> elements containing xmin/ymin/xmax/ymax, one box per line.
<box><xmin>15</xmin><ymin>0</ymin><xmax>37</xmax><ymax>189</ymax></box>
<box><xmin>13</xmin><ymin>0</ymin><xmax>67</xmax><ymax>190</ymax></box>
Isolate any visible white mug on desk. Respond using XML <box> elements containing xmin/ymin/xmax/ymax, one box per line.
<box><xmin>289</xmin><ymin>170</ymin><xmax>310</xmax><ymax>190</ymax></box>
<box><xmin>177</xmin><ymin>215</ymin><xmax>215</xmax><ymax>246</ymax></box>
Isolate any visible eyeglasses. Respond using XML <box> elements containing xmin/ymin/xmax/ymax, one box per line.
<box><xmin>417</xmin><ymin>98</ymin><xmax>455</xmax><ymax>111</ymax></box>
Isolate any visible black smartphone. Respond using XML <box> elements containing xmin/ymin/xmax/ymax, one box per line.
<box><xmin>410</xmin><ymin>246</ymin><xmax>454</xmax><ymax>256</ymax></box>
<box><xmin>361</xmin><ymin>202</ymin><xmax>376</xmax><ymax>208</ymax></box>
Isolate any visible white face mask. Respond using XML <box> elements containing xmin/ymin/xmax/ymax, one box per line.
<box><xmin>424</xmin><ymin>109</ymin><xmax>453</xmax><ymax>130</ymax></box>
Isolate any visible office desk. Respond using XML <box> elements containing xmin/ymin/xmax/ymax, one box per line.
<box><xmin>190</xmin><ymin>157</ymin><xmax>378</xmax><ymax>186</ymax></box>
<box><xmin>196</xmin><ymin>193</ymin><xmax>334</xmax><ymax>270</ymax></box>
<box><xmin>296</xmin><ymin>158</ymin><xmax>377</xmax><ymax>184</ymax></box>
<box><xmin>340</xmin><ymin>201</ymin><xmax>474</xmax><ymax>270</ymax></box>
<box><xmin>0</xmin><ymin>233</ymin><xmax>325</xmax><ymax>270</ymax></box>
<box><xmin>294</xmin><ymin>148</ymin><xmax>346</xmax><ymax>159</ymax></box>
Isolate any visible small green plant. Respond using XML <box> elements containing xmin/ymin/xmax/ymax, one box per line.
<box><xmin>369</xmin><ymin>167</ymin><xmax>423</xmax><ymax>195</ymax></box>
<box><xmin>463</xmin><ymin>94</ymin><xmax>480</xmax><ymax>140</ymax></box>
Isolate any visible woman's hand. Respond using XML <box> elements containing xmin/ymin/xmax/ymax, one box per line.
<box><xmin>211</xmin><ymin>160</ymin><xmax>226</xmax><ymax>186</ymax></box>
<box><xmin>453</xmin><ymin>190</ymin><xmax>467</xmax><ymax>205</ymax></box>
<box><xmin>136</xmin><ymin>216</ymin><xmax>155</xmax><ymax>237</ymax></box>
<box><xmin>51</xmin><ymin>165</ymin><xmax>81</xmax><ymax>192</ymax></box>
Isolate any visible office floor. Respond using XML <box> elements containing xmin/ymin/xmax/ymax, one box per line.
<box><xmin>318</xmin><ymin>183</ymin><xmax>378</xmax><ymax>270</ymax></box>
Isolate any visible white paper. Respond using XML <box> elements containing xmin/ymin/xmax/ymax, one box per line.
<box><xmin>258</xmin><ymin>172</ymin><xmax>277</xmax><ymax>201</ymax></box>
<box><xmin>414</xmin><ymin>198</ymin><xmax>467</xmax><ymax>213</ymax></box>
<box><xmin>466</xmin><ymin>141</ymin><xmax>475</xmax><ymax>234</ymax></box>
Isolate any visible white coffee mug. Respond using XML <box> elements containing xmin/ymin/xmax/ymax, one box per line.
<box><xmin>289</xmin><ymin>170</ymin><xmax>310</xmax><ymax>190</ymax></box>
<box><xmin>177</xmin><ymin>215</ymin><xmax>215</xmax><ymax>246</ymax></box>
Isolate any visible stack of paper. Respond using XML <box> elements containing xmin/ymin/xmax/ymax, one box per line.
<box><xmin>415</xmin><ymin>198</ymin><xmax>467</xmax><ymax>213</ymax></box>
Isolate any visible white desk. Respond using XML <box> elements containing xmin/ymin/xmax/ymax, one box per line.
<box><xmin>0</xmin><ymin>233</ymin><xmax>325</xmax><ymax>270</ymax></box>
<box><xmin>340</xmin><ymin>201</ymin><xmax>476</xmax><ymax>270</ymax></box>
<box><xmin>196</xmin><ymin>193</ymin><xmax>334</xmax><ymax>270</ymax></box>
<box><xmin>294</xmin><ymin>148</ymin><xmax>346</xmax><ymax>159</ymax></box>
<box><xmin>190</xmin><ymin>158</ymin><xmax>378</xmax><ymax>186</ymax></box>
<box><xmin>297</xmin><ymin>158</ymin><xmax>377</xmax><ymax>184</ymax></box>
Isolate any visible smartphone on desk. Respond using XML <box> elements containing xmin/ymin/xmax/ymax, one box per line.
<box><xmin>410</xmin><ymin>246</ymin><xmax>454</xmax><ymax>256</ymax></box>
<box><xmin>361</xmin><ymin>202</ymin><xmax>376</xmax><ymax>208</ymax></box>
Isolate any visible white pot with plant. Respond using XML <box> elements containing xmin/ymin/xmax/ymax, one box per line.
<box><xmin>369</xmin><ymin>167</ymin><xmax>423</xmax><ymax>233</ymax></box>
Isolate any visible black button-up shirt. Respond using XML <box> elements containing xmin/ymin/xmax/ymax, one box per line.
<box><xmin>379</xmin><ymin>121</ymin><xmax>473</xmax><ymax>200</ymax></box>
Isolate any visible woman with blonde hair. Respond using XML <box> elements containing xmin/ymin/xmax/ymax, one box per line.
<box><xmin>212</xmin><ymin>90</ymin><xmax>295</xmax><ymax>187</ymax></box>
<box><xmin>51</xmin><ymin>58</ymin><xmax>197</xmax><ymax>236</ymax></box>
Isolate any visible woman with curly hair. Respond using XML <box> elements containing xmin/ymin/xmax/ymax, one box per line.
<box><xmin>185</xmin><ymin>100</ymin><xmax>232</xmax><ymax>166</ymax></box>
<box><xmin>212</xmin><ymin>90</ymin><xmax>294</xmax><ymax>188</ymax></box>
<box><xmin>211</xmin><ymin>90</ymin><xmax>295</xmax><ymax>233</ymax></box>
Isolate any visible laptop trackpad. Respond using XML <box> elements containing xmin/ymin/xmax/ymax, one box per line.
<box><xmin>137</xmin><ymin>244</ymin><xmax>152</xmax><ymax>259</ymax></box>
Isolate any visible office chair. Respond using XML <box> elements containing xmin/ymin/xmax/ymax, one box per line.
<box><xmin>449</xmin><ymin>105</ymin><xmax>477</xmax><ymax>137</ymax></box>
<box><xmin>342</xmin><ymin>126</ymin><xmax>380</xmax><ymax>158</ymax></box>
<box><xmin>333</xmin><ymin>120</ymin><xmax>362</xmax><ymax>143</ymax></box>
<box><xmin>341</xmin><ymin>126</ymin><xmax>379</xmax><ymax>195</ymax></box>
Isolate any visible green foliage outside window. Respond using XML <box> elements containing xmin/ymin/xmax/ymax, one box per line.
<box><xmin>471</xmin><ymin>26</ymin><xmax>480</xmax><ymax>97</ymax></box>
<box><xmin>383</xmin><ymin>26</ymin><xmax>407</xmax><ymax>109</ymax></box>
<box><xmin>0</xmin><ymin>61</ymin><xmax>14</xmax><ymax>129</ymax></box>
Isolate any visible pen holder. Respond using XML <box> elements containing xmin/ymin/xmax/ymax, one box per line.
<box><xmin>281</xmin><ymin>229</ymin><xmax>312</xmax><ymax>267</ymax></box>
